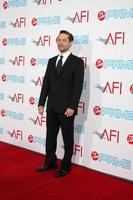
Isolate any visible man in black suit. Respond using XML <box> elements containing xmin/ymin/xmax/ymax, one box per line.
<box><xmin>36</xmin><ymin>30</ymin><xmax>84</xmax><ymax>177</ymax></box>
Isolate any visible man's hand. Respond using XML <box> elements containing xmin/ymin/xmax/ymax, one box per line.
<box><xmin>38</xmin><ymin>106</ymin><xmax>44</xmax><ymax>115</ymax></box>
<box><xmin>64</xmin><ymin>108</ymin><xmax>74</xmax><ymax>117</ymax></box>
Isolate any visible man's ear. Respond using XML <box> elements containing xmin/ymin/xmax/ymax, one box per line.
<box><xmin>56</xmin><ymin>37</ymin><xmax>58</xmax><ymax>43</ymax></box>
<box><xmin>69</xmin><ymin>41</ymin><xmax>73</xmax><ymax>47</ymax></box>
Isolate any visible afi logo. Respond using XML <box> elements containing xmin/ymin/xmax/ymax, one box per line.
<box><xmin>73</xmin><ymin>144</ymin><xmax>83</xmax><ymax>157</ymax></box>
<box><xmin>78</xmin><ymin>101</ymin><xmax>85</xmax><ymax>114</ymax></box>
<box><xmin>103</xmin><ymin>81</ymin><xmax>122</xmax><ymax>94</ymax></box>
<box><xmin>9</xmin><ymin>56</ymin><xmax>25</xmax><ymax>66</ymax></box>
<box><xmin>33</xmin><ymin>35</ymin><xmax>50</xmax><ymax>46</ymax></box>
<box><xmin>105</xmin><ymin>32</ymin><xmax>125</xmax><ymax>45</ymax></box>
<box><xmin>8</xmin><ymin>129</ymin><xmax>23</xmax><ymax>140</ymax></box>
<box><xmin>30</xmin><ymin>116</ymin><xmax>46</xmax><ymax>126</ymax></box>
<box><xmin>31</xmin><ymin>77</ymin><xmax>44</xmax><ymax>86</ymax></box>
<box><xmin>91</xmin><ymin>151</ymin><xmax>99</xmax><ymax>161</ymax></box>
<box><xmin>36</xmin><ymin>0</ymin><xmax>52</xmax><ymax>5</ymax></box>
<box><xmin>81</xmin><ymin>57</ymin><xmax>87</xmax><ymax>68</ymax></box>
<box><xmin>35</xmin><ymin>0</ymin><xmax>62</xmax><ymax>5</ymax></box>
<box><xmin>10</xmin><ymin>17</ymin><xmax>26</xmax><ymax>28</ymax></box>
<box><xmin>73</xmin><ymin>10</ymin><xmax>89</xmax><ymax>23</ymax></box>
<box><xmin>9</xmin><ymin>93</ymin><xmax>24</xmax><ymax>103</ymax></box>
<box><xmin>34</xmin><ymin>116</ymin><xmax>46</xmax><ymax>126</ymax></box>
<box><xmin>101</xmin><ymin>129</ymin><xmax>119</xmax><ymax>143</ymax></box>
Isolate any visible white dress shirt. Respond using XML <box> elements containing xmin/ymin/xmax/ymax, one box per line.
<box><xmin>56</xmin><ymin>50</ymin><xmax>71</xmax><ymax>66</ymax></box>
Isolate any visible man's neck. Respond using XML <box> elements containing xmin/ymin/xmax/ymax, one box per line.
<box><xmin>60</xmin><ymin>50</ymin><xmax>71</xmax><ymax>55</ymax></box>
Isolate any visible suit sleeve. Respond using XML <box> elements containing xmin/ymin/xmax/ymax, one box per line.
<box><xmin>38</xmin><ymin>60</ymin><xmax>50</xmax><ymax>107</ymax></box>
<box><xmin>68</xmin><ymin>58</ymin><xmax>84</xmax><ymax>111</ymax></box>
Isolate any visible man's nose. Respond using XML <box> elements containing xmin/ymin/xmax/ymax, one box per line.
<box><xmin>59</xmin><ymin>41</ymin><xmax>63</xmax><ymax>44</ymax></box>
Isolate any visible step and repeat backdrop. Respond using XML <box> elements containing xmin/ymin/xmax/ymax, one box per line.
<box><xmin>0</xmin><ymin>0</ymin><xmax>133</xmax><ymax>181</ymax></box>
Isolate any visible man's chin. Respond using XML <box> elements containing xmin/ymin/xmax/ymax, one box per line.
<box><xmin>59</xmin><ymin>48</ymin><xmax>69</xmax><ymax>53</ymax></box>
<box><xmin>59</xmin><ymin>48</ymin><xmax>65</xmax><ymax>52</ymax></box>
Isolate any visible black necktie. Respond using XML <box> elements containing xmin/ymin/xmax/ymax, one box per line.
<box><xmin>56</xmin><ymin>55</ymin><xmax>63</xmax><ymax>75</ymax></box>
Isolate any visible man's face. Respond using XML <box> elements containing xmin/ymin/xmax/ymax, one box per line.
<box><xmin>56</xmin><ymin>33</ymin><xmax>72</xmax><ymax>53</ymax></box>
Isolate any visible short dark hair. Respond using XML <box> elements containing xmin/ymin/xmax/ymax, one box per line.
<box><xmin>59</xmin><ymin>30</ymin><xmax>74</xmax><ymax>42</ymax></box>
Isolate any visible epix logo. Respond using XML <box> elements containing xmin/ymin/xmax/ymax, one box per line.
<box><xmin>73</xmin><ymin>35</ymin><xmax>89</xmax><ymax>44</ymax></box>
<box><xmin>91</xmin><ymin>151</ymin><xmax>131</xmax><ymax>170</ymax></box>
<box><xmin>98</xmin><ymin>8</ymin><xmax>133</xmax><ymax>21</ymax></box>
<box><xmin>93</xmin><ymin>106</ymin><xmax>133</xmax><ymax>121</ymax></box>
<box><xmin>29</xmin><ymin>97</ymin><xmax>39</xmax><ymax>105</ymax></box>
<box><xmin>93</xmin><ymin>106</ymin><xmax>101</xmax><ymax>115</ymax></box>
<box><xmin>3</xmin><ymin>0</ymin><xmax>27</xmax><ymax>9</ymax></box>
<box><xmin>1</xmin><ymin>74</ymin><xmax>25</xmax><ymax>84</ymax></box>
<box><xmin>2</xmin><ymin>37</ymin><xmax>26</xmax><ymax>46</ymax></box>
<box><xmin>127</xmin><ymin>134</ymin><xmax>133</xmax><ymax>145</ymax></box>
<box><xmin>3</xmin><ymin>1</ymin><xmax>8</xmax><ymax>9</ymax></box>
<box><xmin>30</xmin><ymin>57</ymin><xmax>48</xmax><ymax>67</ymax></box>
<box><xmin>31</xmin><ymin>16</ymin><xmax>60</xmax><ymax>26</ymax></box>
<box><xmin>96</xmin><ymin>59</ymin><xmax>133</xmax><ymax>70</ymax></box>
<box><xmin>28</xmin><ymin>134</ymin><xmax>46</xmax><ymax>147</ymax></box>
<box><xmin>130</xmin><ymin>84</ymin><xmax>133</xmax><ymax>94</ymax></box>
<box><xmin>0</xmin><ymin>109</ymin><xmax>24</xmax><ymax>121</ymax></box>
<box><xmin>91</xmin><ymin>151</ymin><xmax>99</xmax><ymax>161</ymax></box>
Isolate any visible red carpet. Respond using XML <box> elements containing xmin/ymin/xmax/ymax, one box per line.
<box><xmin>0</xmin><ymin>142</ymin><xmax>132</xmax><ymax>200</ymax></box>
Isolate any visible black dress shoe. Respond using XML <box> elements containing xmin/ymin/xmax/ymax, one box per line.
<box><xmin>54</xmin><ymin>169</ymin><xmax>71</xmax><ymax>178</ymax></box>
<box><xmin>36</xmin><ymin>164</ymin><xmax>57</xmax><ymax>172</ymax></box>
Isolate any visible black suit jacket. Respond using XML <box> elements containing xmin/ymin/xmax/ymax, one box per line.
<box><xmin>38</xmin><ymin>53</ymin><xmax>84</xmax><ymax>115</ymax></box>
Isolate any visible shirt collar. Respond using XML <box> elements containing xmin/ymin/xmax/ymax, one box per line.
<box><xmin>59</xmin><ymin>50</ymin><xmax>71</xmax><ymax>59</ymax></box>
